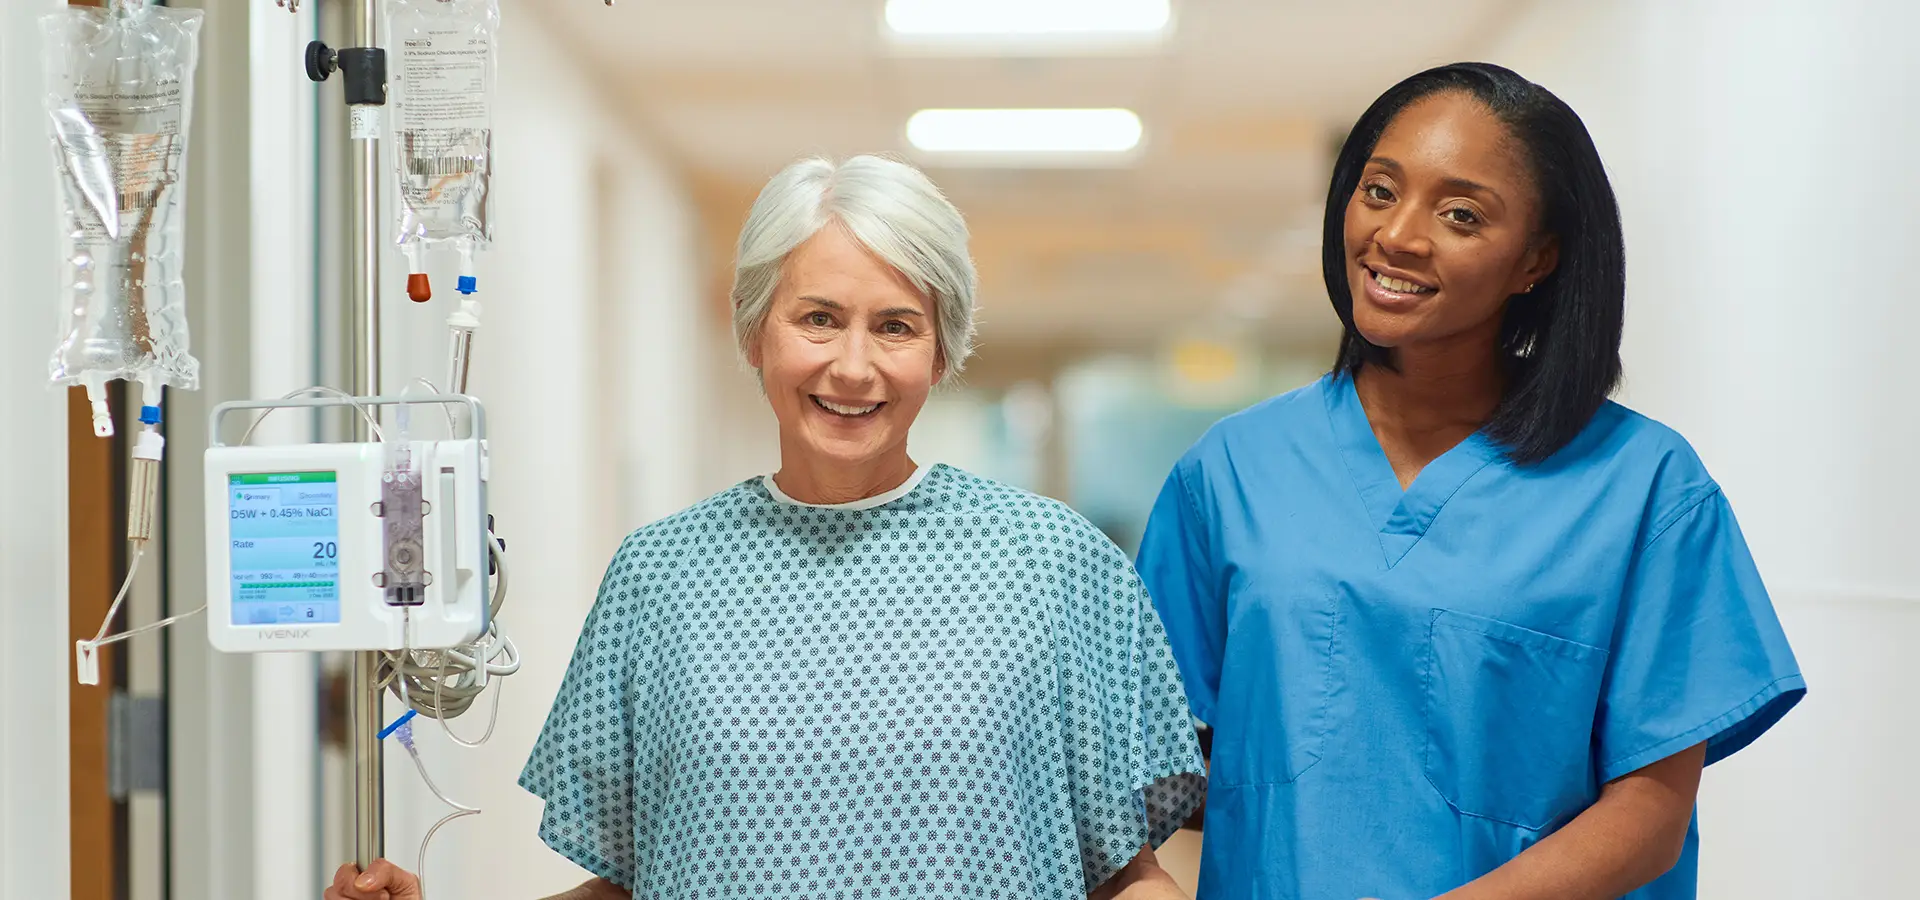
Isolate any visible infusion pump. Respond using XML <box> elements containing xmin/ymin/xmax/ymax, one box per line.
<box><xmin>204</xmin><ymin>395</ymin><xmax>490</xmax><ymax>653</ymax></box>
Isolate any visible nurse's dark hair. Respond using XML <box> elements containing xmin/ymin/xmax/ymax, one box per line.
<box><xmin>1322</xmin><ymin>62</ymin><xmax>1625</xmax><ymax>465</ymax></box>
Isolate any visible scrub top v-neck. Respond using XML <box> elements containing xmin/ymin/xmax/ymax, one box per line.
<box><xmin>1136</xmin><ymin>373</ymin><xmax>1804</xmax><ymax>900</ymax></box>
<box><xmin>1324</xmin><ymin>374</ymin><xmax>1503</xmax><ymax>568</ymax></box>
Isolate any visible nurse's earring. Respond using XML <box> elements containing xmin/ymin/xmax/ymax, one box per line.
<box><xmin>1523</xmin><ymin>283</ymin><xmax>1536</xmax><ymax>293</ymax></box>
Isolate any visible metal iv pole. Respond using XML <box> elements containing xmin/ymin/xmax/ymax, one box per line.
<box><xmin>346</xmin><ymin>0</ymin><xmax>386</xmax><ymax>867</ymax></box>
<box><xmin>301</xmin><ymin>0</ymin><xmax>389</xmax><ymax>868</ymax></box>
<box><xmin>294</xmin><ymin>0</ymin><xmax>618</xmax><ymax>873</ymax></box>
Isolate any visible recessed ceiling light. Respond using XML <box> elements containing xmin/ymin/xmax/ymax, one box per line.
<box><xmin>906</xmin><ymin>108</ymin><xmax>1145</xmax><ymax>157</ymax></box>
<box><xmin>884</xmin><ymin>0</ymin><xmax>1172</xmax><ymax>37</ymax></box>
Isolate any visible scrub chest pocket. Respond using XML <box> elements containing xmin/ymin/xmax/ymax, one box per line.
<box><xmin>1422</xmin><ymin>609</ymin><xmax>1608</xmax><ymax>831</ymax></box>
<box><xmin>1211</xmin><ymin>589</ymin><xmax>1343</xmax><ymax>786</ymax></box>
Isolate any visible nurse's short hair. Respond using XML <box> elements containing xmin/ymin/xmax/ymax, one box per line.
<box><xmin>1324</xmin><ymin>62</ymin><xmax>1625</xmax><ymax>465</ymax></box>
<box><xmin>730</xmin><ymin>155</ymin><xmax>978</xmax><ymax>376</ymax></box>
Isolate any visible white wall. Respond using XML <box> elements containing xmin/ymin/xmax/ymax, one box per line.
<box><xmin>246</xmin><ymin>4</ymin><xmax>322</xmax><ymax>899</ymax></box>
<box><xmin>703</xmin><ymin>334</ymin><xmax>784</xmax><ymax>486</ymax></box>
<box><xmin>604</xmin><ymin>147</ymin><xmax>720</xmax><ymax>524</ymax></box>
<box><xmin>375</xmin><ymin>5</ymin><xmax>714</xmax><ymax>897</ymax></box>
<box><xmin>0</xmin><ymin>2</ymin><xmax>74</xmax><ymax>897</ymax></box>
<box><xmin>165</xmin><ymin>3</ymin><xmax>270</xmax><ymax>896</ymax></box>
<box><xmin>1486</xmin><ymin>1</ymin><xmax>1920</xmax><ymax>894</ymax></box>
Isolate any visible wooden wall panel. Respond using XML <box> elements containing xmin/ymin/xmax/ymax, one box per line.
<box><xmin>68</xmin><ymin>385</ymin><xmax>125</xmax><ymax>900</ymax></box>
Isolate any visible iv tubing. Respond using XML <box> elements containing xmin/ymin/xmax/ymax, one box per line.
<box><xmin>76</xmin><ymin>541</ymin><xmax>208</xmax><ymax>683</ymax></box>
<box><xmin>378</xmin><ymin>535</ymin><xmax>516</xmax><ymax>720</ymax></box>
<box><xmin>445</xmin><ymin>240</ymin><xmax>480</xmax><ymax>393</ymax></box>
<box><xmin>74</xmin><ymin>380</ymin><xmax>208</xmax><ymax>683</ymax></box>
<box><xmin>86</xmin><ymin>544</ymin><xmax>144</xmax><ymax>648</ymax></box>
<box><xmin>393</xmin><ymin>607</ymin><xmax>481</xmax><ymax>899</ymax></box>
<box><xmin>128</xmin><ymin>379</ymin><xmax>165</xmax><ymax>542</ymax></box>
<box><xmin>239</xmin><ymin>386</ymin><xmax>384</xmax><ymax>444</ymax></box>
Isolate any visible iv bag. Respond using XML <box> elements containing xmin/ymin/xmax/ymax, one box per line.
<box><xmin>388</xmin><ymin>0</ymin><xmax>498</xmax><ymax>251</ymax></box>
<box><xmin>41</xmin><ymin>2</ymin><xmax>203</xmax><ymax>429</ymax></box>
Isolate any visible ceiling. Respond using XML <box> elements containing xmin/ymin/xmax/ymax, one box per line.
<box><xmin>537</xmin><ymin>0</ymin><xmax>1539</xmax><ymax>363</ymax></box>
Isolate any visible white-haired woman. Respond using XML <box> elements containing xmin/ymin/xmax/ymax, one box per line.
<box><xmin>328</xmin><ymin>156</ymin><xmax>1206</xmax><ymax>900</ymax></box>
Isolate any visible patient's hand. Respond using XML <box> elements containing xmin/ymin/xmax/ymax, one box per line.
<box><xmin>325</xmin><ymin>860</ymin><xmax>423</xmax><ymax>900</ymax></box>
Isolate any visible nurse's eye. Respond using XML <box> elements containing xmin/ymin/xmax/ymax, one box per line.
<box><xmin>1362</xmin><ymin>183</ymin><xmax>1395</xmax><ymax>204</ymax></box>
<box><xmin>1443</xmin><ymin>206</ymin><xmax>1482</xmax><ymax>226</ymax></box>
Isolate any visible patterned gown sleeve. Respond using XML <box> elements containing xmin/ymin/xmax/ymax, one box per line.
<box><xmin>519</xmin><ymin>536</ymin><xmax>649</xmax><ymax>888</ymax></box>
<box><xmin>1043</xmin><ymin>505</ymin><xmax>1209</xmax><ymax>890</ymax></box>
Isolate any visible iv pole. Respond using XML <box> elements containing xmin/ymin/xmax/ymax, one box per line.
<box><xmin>346</xmin><ymin>0</ymin><xmax>386</xmax><ymax>869</ymax></box>
<box><xmin>296</xmin><ymin>0</ymin><xmax>618</xmax><ymax>874</ymax></box>
<box><xmin>299</xmin><ymin>0</ymin><xmax>389</xmax><ymax>868</ymax></box>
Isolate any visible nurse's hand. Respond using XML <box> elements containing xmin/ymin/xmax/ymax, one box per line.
<box><xmin>325</xmin><ymin>860</ymin><xmax>423</xmax><ymax>900</ymax></box>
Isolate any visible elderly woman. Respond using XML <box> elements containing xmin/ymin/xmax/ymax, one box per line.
<box><xmin>328</xmin><ymin>155</ymin><xmax>1206</xmax><ymax>900</ymax></box>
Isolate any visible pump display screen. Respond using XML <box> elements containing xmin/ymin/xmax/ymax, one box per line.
<box><xmin>228</xmin><ymin>472</ymin><xmax>341</xmax><ymax>626</ymax></box>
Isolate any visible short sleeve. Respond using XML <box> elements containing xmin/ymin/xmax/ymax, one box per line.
<box><xmin>517</xmin><ymin>541</ymin><xmax>645</xmax><ymax>887</ymax></box>
<box><xmin>1053</xmin><ymin>521</ymin><xmax>1208</xmax><ymax>892</ymax></box>
<box><xmin>1135</xmin><ymin>458</ymin><xmax>1227</xmax><ymax>724</ymax></box>
<box><xmin>1133</xmin><ymin>586</ymin><xmax>1210</xmax><ymax>844</ymax></box>
<box><xmin>1595</xmin><ymin>490</ymin><xmax>1806</xmax><ymax>782</ymax></box>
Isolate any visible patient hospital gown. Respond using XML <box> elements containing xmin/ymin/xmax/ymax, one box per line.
<box><xmin>520</xmin><ymin>464</ymin><xmax>1207</xmax><ymax>898</ymax></box>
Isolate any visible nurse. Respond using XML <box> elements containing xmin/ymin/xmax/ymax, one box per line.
<box><xmin>1136</xmin><ymin>63</ymin><xmax>1803</xmax><ymax>900</ymax></box>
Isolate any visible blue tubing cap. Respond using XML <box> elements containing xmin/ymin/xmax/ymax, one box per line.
<box><xmin>456</xmin><ymin>275</ymin><xmax>477</xmax><ymax>294</ymax></box>
<box><xmin>378</xmin><ymin>708</ymin><xmax>418</xmax><ymax>741</ymax></box>
<box><xmin>139</xmin><ymin>405</ymin><xmax>162</xmax><ymax>425</ymax></box>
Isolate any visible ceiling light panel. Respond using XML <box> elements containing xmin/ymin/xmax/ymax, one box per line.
<box><xmin>883</xmin><ymin>0</ymin><xmax>1174</xmax><ymax>54</ymax></box>
<box><xmin>906</xmin><ymin>108</ymin><xmax>1145</xmax><ymax>166</ymax></box>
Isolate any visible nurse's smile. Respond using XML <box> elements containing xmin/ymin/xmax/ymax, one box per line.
<box><xmin>1360</xmin><ymin>263</ymin><xmax>1437</xmax><ymax>313</ymax></box>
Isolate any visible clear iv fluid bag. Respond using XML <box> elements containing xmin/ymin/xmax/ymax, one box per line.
<box><xmin>41</xmin><ymin>3</ymin><xmax>203</xmax><ymax>399</ymax></box>
<box><xmin>389</xmin><ymin>0</ymin><xmax>498</xmax><ymax>250</ymax></box>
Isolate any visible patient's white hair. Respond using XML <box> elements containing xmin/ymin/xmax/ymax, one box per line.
<box><xmin>731</xmin><ymin>155</ymin><xmax>978</xmax><ymax>375</ymax></box>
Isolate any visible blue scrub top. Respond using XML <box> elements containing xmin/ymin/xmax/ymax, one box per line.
<box><xmin>1136</xmin><ymin>374</ymin><xmax>1804</xmax><ymax>900</ymax></box>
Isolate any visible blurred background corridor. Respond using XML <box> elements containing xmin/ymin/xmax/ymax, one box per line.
<box><xmin>1</xmin><ymin>1</ymin><xmax>1915</xmax><ymax>897</ymax></box>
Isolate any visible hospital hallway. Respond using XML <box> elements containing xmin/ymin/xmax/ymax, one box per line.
<box><xmin>1</xmin><ymin>1</ymin><xmax>1915</xmax><ymax>898</ymax></box>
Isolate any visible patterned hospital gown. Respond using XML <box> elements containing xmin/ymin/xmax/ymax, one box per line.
<box><xmin>520</xmin><ymin>464</ymin><xmax>1207</xmax><ymax>898</ymax></box>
